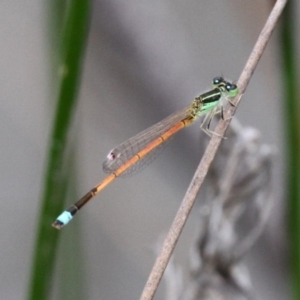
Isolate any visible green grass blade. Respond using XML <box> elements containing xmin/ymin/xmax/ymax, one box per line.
<box><xmin>280</xmin><ymin>1</ymin><xmax>300</xmax><ymax>299</ymax></box>
<box><xmin>27</xmin><ymin>1</ymin><xmax>91</xmax><ymax>299</ymax></box>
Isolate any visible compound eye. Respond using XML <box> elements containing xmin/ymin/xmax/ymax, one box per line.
<box><xmin>213</xmin><ymin>77</ymin><xmax>224</xmax><ymax>85</ymax></box>
<box><xmin>225</xmin><ymin>83</ymin><xmax>232</xmax><ymax>91</ymax></box>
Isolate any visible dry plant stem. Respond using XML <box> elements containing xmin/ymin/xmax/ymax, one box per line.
<box><xmin>139</xmin><ymin>1</ymin><xmax>287</xmax><ymax>299</ymax></box>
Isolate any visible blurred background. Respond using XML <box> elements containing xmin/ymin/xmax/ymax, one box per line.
<box><xmin>1</xmin><ymin>1</ymin><xmax>298</xmax><ymax>299</ymax></box>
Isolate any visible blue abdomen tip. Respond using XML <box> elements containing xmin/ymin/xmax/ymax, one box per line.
<box><xmin>57</xmin><ymin>211</ymin><xmax>73</xmax><ymax>225</ymax></box>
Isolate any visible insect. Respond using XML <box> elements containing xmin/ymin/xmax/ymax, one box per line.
<box><xmin>52</xmin><ymin>77</ymin><xmax>238</xmax><ymax>229</ymax></box>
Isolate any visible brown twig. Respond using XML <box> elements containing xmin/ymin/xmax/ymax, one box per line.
<box><xmin>139</xmin><ymin>1</ymin><xmax>287</xmax><ymax>299</ymax></box>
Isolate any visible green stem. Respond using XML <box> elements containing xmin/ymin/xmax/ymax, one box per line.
<box><xmin>27</xmin><ymin>1</ymin><xmax>90</xmax><ymax>299</ymax></box>
<box><xmin>280</xmin><ymin>1</ymin><xmax>300</xmax><ymax>299</ymax></box>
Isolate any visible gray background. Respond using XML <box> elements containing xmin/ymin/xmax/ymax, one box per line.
<box><xmin>1</xmin><ymin>1</ymin><xmax>297</xmax><ymax>299</ymax></box>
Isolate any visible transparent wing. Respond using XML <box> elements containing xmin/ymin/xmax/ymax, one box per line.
<box><xmin>102</xmin><ymin>105</ymin><xmax>192</xmax><ymax>176</ymax></box>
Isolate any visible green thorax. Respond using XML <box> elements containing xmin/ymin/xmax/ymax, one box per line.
<box><xmin>190</xmin><ymin>87</ymin><xmax>222</xmax><ymax>119</ymax></box>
